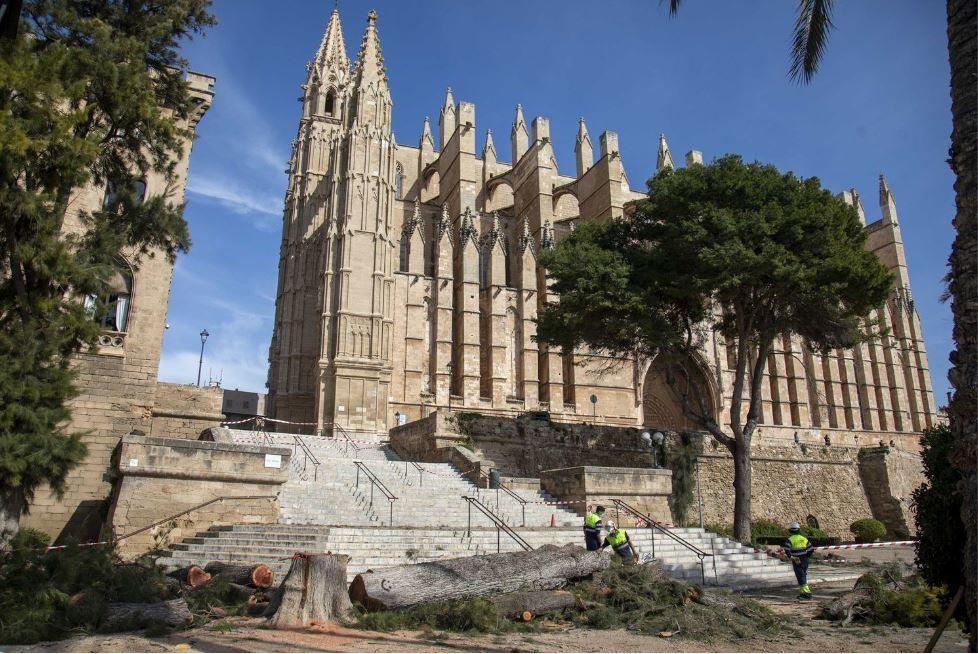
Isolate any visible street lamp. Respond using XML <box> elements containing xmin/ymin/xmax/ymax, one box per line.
<box><xmin>196</xmin><ymin>329</ymin><xmax>209</xmax><ymax>386</ymax></box>
<box><xmin>642</xmin><ymin>430</ymin><xmax>665</xmax><ymax>467</ymax></box>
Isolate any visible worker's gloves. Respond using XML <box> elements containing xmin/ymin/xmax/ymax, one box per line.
<box><xmin>791</xmin><ymin>556</ymin><xmax>801</xmax><ymax>565</ymax></box>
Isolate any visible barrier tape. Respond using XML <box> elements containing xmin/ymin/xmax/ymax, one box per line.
<box><xmin>816</xmin><ymin>540</ymin><xmax>916</xmax><ymax>551</ymax></box>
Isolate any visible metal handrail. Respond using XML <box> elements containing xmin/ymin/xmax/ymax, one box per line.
<box><xmin>117</xmin><ymin>495</ymin><xmax>277</xmax><ymax>542</ymax></box>
<box><xmin>611</xmin><ymin>498</ymin><xmax>718</xmax><ymax>586</ymax></box>
<box><xmin>461</xmin><ymin>496</ymin><xmax>534</xmax><ymax>553</ymax></box>
<box><xmin>291</xmin><ymin>433</ymin><xmax>320</xmax><ymax>481</ymax></box>
<box><xmin>332</xmin><ymin>422</ymin><xmax>361</xmax><ymax>456</ymax></box>
<box><xmin>354</xmin><ymin>461</ymin><xmax>397</xmax><ymax>525</ymax></box>
<box><xmin>405</xmin><ymin>460</ymin><xmax>424</xmax><ymax>486</ymax></box>
<box><xmin>477</xmin><ymin>470</ymin><xmax>527</xmax><ymax>527</ymax></box>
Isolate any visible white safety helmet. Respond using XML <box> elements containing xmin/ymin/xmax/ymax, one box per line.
<box><xmin>605</xmin><ymin>521</ymin><xmax>616</xmax><ymax>531</ymax></box>
<box><xmin>789</xmin><ymin>521</ymin><xmax>801</xmax><ymax>532</ymax></box>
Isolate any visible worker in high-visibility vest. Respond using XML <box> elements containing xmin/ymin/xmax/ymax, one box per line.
<box><xmin>783</xmin><ymin>521</ymin><xmax>815</xmax><ymax>599</ymax></box>
<box><xmin>583</xmin><ymin>505</ymin><xmax>605</xmax><ymax>550</ymax></box>
<box><xmin>601</xmin><ymin>521</ymin><xmax>637</xmax><ymax>564</ymax></box>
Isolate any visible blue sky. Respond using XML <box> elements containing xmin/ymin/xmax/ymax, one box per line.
<box><xmin>162</xmin><ymin>0</ymin><xmax>955</xmax><ymax>406</ymax></box>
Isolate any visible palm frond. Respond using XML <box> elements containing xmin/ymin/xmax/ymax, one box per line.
<box><xmin>789</xmin><ymin>0</ymin><xmax>835</xmax><ymax>83</ymax></box>
<box><xmin>662</xmin><ymin>0</ymin><xmax>683</xmax><ymax>17</ymax></box>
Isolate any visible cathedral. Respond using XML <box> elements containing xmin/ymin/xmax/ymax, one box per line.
<box><xmin>266</xmin><ymin>8</ymin><xmax>938</xmax><ymax>450</ymax></box>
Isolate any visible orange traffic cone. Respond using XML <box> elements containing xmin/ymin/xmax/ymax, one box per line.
<box><xmin>550</xmin><ymin>513</ymin><xmax>556</xmax><ymax>528</ymax></box>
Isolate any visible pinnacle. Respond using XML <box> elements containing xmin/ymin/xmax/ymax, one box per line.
<box><xmin>312</xmin><ymin>5</ymin><xmax>350</xmax><ymax>79</ymax></box>
<box><xmin>352</xmin><ymin>9</ymin><xmax>387</xmax><ymax>88</ymax></box>
<box><xmin>657</xmin><ymin>133</ymin><xmax>674</xmax><ymax>172</ymax></box>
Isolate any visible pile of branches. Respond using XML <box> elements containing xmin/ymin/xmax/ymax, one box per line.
<box><xmin>820</xmin><ymin>563</ymin><xmax>944</xmax><ymax>627</ymax></box>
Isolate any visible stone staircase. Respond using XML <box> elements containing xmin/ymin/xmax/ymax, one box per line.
<box><xmin>155</xmin><ymin>429</ymin><xmax>797</xmax><ymax>589</ymax></box>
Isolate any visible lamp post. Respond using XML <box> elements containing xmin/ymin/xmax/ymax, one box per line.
<box><xmin>196</xmin><ymin>329</ymin><xmax>209</xmax><ymax>387</ymax></box>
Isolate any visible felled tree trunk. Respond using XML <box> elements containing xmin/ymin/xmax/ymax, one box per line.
<box><xmin>489</xmin><ymin>590</ymin><xmax>579</xmax><ymax>619</ymax></box>
<box><xmin>203</xmin><ymin>562</ymin><xmax>274</xmax><ymax>588</ymax></box>
<box><xmin>266</xmin><ymin>554</ymin><xmax>354</xmax><ymax>628</ymax></box>
<box><xmin>350</xmin><ymin>544</ymin><xmax>610</xmax><ymax>611</ymax></box>
<box><xmin>101</xmin><ymin>598</ymin><xmax>193</xmax><ymax>632</ymax></box>
<box><xmin>167</xmin><ymin>565</ymin><xmax>211</xmax><ymax>587</ymax></box>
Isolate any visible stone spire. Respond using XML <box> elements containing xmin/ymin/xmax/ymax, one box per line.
<box><xmin>656</xmin><ymin>133</ymin><xmax>674</xmax><ymax>172</ymax></box>
<box><xmin>519</xmin><ymin>215</ymin><xmax>534</xmax><ymax>252</ymax></box>
<box><xmin>311</xmin><ymin>7</ymin><xmax>349</xmax><ymax>82</ymax></box>
<box><xmin>460</xmin><ymin>207</ymin><xmax>478</xmax><ymax>243</ymax></box>
<box><xmin>575</xmin><ymin>117</ymin><xmax>593</xmax><ymax>177</ymax></box>
<box><xmin>841</xmin><ymin>188</ymin><xmax>867</xmax><ymax>225</ymax></box>
<box><xmin>437</xmin><ymin>202</ymin><xmax>452</xmax><ymax>238</ymax></box>
<box><xmin>511</xmin><ymin>104</ymin><xmax>529</xmax><ymax>163</ymax></box>
<box><xmin>439</xmin><ymin>87</ymin><xmax>457</xmax><ymax>149</ymax></box>
<box><xmin>879</xmin><ymin>174</ymin><xmax>898</xmax><ymax>225</ymax></box>
<box><xmin>482</xmin><ymin>128</ymin><xmax>497</xmax><ymax>163</ymax></box>
<box><xmin>348</xmin><ymin>9</ymin><xmax>389</xmax><ymax>126</ymax></box>
<box><xmin>420</xmin><ymin>116</ymin><xmax>434</xmax><ymax>148</ymax></box>
<box><xmin>541</xmin><ymin>220</ymin><xmax>555</xmax><ymax>249</ymax></box>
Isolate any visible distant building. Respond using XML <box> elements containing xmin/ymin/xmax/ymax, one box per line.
<box><xmin>222</xmin><ymin>389</ymin><xmax>267</xmax><ymax>425</ymax></box>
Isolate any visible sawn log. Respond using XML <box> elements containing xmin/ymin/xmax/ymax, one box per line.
<box><xmin>166</xmin><ymin>565</ymin><xmax>210</xmax><ymax>588</ymax></box>
<box><xmin>349</xmin><ymin>544</ymin><xmax>610</xmax><ymax>611</ymax></box>
<box><xmin>266</xmin><ymin>553</ymin><xmax>354</xmax><ymax>628</ymax></box>
<box><xmin>203</xmin><ymin>562</ymin><xmax>274</xmax><ymax>588</ymax></box>
<box><xmin>489</xmin><ymin>590</ymin><xmax>579</xmax><ymax>618</ymax></box>
<box><xmin>101</xmin><ymin>598</ymin><xmax>193</xmax><ymax>632</ymax></box>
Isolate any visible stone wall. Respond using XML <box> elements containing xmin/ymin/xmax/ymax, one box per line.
<box><xmin>540</xmin><ymin>466</ymin><xmax>673</xmax><ymax>523</ymax></box>
<box><xmin>689</xmin><ymin>437</ymin><xmax>875</xmax><ymax>538</ymax></box>
<box><xmin>857</xmin><ymin>446</ymin><xmax>923</xmax><ymax>537</ymax></box>
<box><xmin>107</xmin><ymin>434</ymin><xmax>288</xmax><ymax>557</ymax></box>
<box><xmin>150</xmin><ymin>382</ymin><xmax>225</xmax><ymax>439</ymax></box>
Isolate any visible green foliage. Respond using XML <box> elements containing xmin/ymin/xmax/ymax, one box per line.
<box><xmin>567</xmin><ymin>565</ymin><xmax>787</xmax><ymax>641</ymax></box>
<box><xmin>0</xmin><ymin>530</ymin><xmax>168</xmax><ymax>644</ymax></box>
<box><xmin>666</xmin><ymin>432</ymin><xmax>696</xmax><ymax>525</ymax></box>
<box><xmin>0</xmin><ymin>0</ymin><xmax>214</xmax><ymax>516</ymax></box>
<box><xmin>353</xmin><ymin>597</ymin><xmax>533</xmax><ymax>634</ymax></box>
<box><xmin>843</xmin><ymin>565</ymin><xmax>945</xmax><ymax>628</ymax></box>
<box><xmin>707</xmin><ymin>520</ymin><xmax>828</xmax><ymax>546</ymax></box>
<box><xmin>912</xmin><ymin>424</ymin><xmax>965</xmax><ymax>598</ymax></box>
<box><xmin>850</xmin><ymin>518</ymin><xmax>887</xmax><ymax>543</ymax></box>
<box><xmin>536</xmin><ymin>155</ymin><xmax>893</xmax><ymax>543</ymax></box>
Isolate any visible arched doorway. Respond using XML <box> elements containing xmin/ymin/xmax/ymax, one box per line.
<box><xmin>641</xmin><ymin>353</ymin><xmax>718</xmax><ymax>431</ymax></box>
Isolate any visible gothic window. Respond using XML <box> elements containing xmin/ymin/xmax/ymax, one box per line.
<box><xmin>399</xmin><ymin>235</ymin><xmax>409</xmax><ymax>273</ymax></box>
<box><xmin>85</xmin><ymin>259</ymin><xmax>133</xmax><ymax>333</ymax></box>
<box><xmin>504</xmin><ymin>246</ymin><xmax>513</xmax><ymax>287</ymax></box>
<box><xmin>394</xmin><ymin>163</ymin><xmax>405</xmax><ymax>200</ymax></box>
<box><xmin>421</xmin><ymin>297</ymin><xmax>432</xmax><ymax>394</ymax></box>
<box><xmin>479</xmin><ymin>247</ymin><xmax>489</xmax><ymax>289</ymax></box>
<box><xmin>102</xmin><ymin>179</ymin><xmax>147</xmax><ymax>214</ymax></box>
<box><xmin>323</xmin><ymin>89</ymin><xmax>336</xmax><ymax>115</ymax></box>
<box><xmin>426</xmin><ymin>239</ymin><xmax>436</xmax><ymax>277</ymax></box>
<box><xmin>505</xmin><ymin>307</ymin><xmax>518</xmax><ymax>396</ymax></box>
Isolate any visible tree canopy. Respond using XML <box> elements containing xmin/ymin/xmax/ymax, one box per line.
<box><xmin>0</xmin><ymin>0</ymin><xmax>215</xmax><ymax>527</ymax></box>
<box><xmin>537</xmin><ymin>154</ymin><xmax>893</xmax><ymax>541</ymax></box>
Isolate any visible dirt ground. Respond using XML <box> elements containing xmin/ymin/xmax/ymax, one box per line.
<box><xmin>9</xmin><ymin>580</ymin><xmax>968</xmax><ymax>654</ymax></box>
<box><xmin>9</xmin><ymin>547</ymin><xmax>968</xmax><ymax>653</ymax></box>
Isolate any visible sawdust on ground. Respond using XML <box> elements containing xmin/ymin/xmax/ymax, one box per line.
<box><xmin>7</xmin><ymin>579</ymin><xmax>969</xmax><ymax>653</ymax></box>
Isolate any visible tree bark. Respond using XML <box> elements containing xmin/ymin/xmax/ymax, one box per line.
<box><xmin>0</xmin><ymin>488</ymin><xmax>24</xmax><ymax>546</ymax></box>
<box><xmin>349</xmin><ymin>544</ymin><xmax>610</xmax><ymax>611</ymax></box>
<box><xmin>266</xmin><ymin>554</ymin><xmax>354</xmax><ymax>629</ymax></box>
<box><xmin>489</xmin><ymin>590</ymin><xmax>579</xmax><ymax>619</ymax></box>
<box><xmin>731</xmin><ymin>439</ymin><xmax>753</xmax><ymax>544</ymax></box>
<box><xmin>946</xmin><ymin>1</ymin><xmax>977</xmax><ymax>649</ymax></box>
<box><xmin>203</xmin><ymin>562</ymin><xmax>274</xmax><ymax>588</ymax></box>
<box><xmin>101</xmin><ymin>598</ymin><xmax>193</xmax><ymax>632</ymax></box>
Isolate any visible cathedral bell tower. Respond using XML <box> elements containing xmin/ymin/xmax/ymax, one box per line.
<box><xmin>267</xmin><ymin>9</ymin><xmax>396</xmax><ymax>438</ymax></box>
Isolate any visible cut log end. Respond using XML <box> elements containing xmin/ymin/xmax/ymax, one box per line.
<box><xmin>203</xmin><ymin>562</ymin><xmax>275</xmax><ymax>589</ymax></box>
<box><xmin>267</xmin><ymin>554</ymin><xmax>353</xmax><ymax>629</ymax></box>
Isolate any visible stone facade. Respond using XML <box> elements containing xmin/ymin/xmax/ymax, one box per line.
<box><xmin>539</xmin><ymin>466</ymin><xmax>673</xmax><ymax>522</ymax></box>
<box><xmin>150</xmin><ymin>383</ymin><xmax>226</xmax><ymax>440</ymax></box>
<box><xmin>267</xmin><ymin>9</ymin><xmax>938</xmax><ymax>456</ymax></box>
<box><xmin>20</xmin><ymin>72</ymin><xmax>216</xmax><ymax>543</ymax></box>
<box><xmin>107</xmin><ymin>434</ymin><xmax>288</xmax><ymax>557</ymax></box>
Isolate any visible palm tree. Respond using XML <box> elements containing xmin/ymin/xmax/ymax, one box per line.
<box><xmin>667</xmin><ymin>1</ymin><xmax>975</xmax><ymax>647</ymax></box>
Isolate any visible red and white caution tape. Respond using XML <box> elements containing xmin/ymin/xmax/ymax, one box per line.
<box><xmin>815</xmin><ymin>540</ymin><xmax>915</xmax><ymax>551</ymax></box>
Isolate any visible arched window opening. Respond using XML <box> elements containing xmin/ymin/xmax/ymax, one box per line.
<box><xmin>479</xmin><ymin>247</ymin><xmax>489</xmax><ymax>289</ymax></box>
<box><xmin>399</xmin><ymin>235</ymin><xmax>409</xmax><ymax>273</ymax></box>
<box><xmin>85</xmin><ymin>259</ymin><xmax>133</xmax><ymax>332</ymax></box>
<box><xmin>504</xmin><ymin>247</ymin><xmax>513</xmax><ymax>287</ymax></box>
<box><xmin>426</xmin><ymin>240</ymin><xmax>437</xmax><ymax>277</ymax></box>
<box><xmin>103</xmin><ymin>179</ymin><xmax>147</xmax><ymax>214</ymax></box>
<box><xmin>324</xmin><ymin>89</ymin><xmax>336</xmax><ymax>115</ymax></box>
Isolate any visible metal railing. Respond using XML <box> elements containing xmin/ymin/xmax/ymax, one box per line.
<box><xmin>354</xmin><ymin>461</ymin><xmax>397</xmax><ymax>525</ymax></box>
<box><xmin>332</xmin><ymin>422</ymin><xmax>361</xmax><ymax>456</ymax></box>
<box><xmin>405</xmin><ymin>460</ymin><xmax>424</xmax><ymax>486</ymax></box>
<box><xmin>117</xmin><ymin>495</ymin><xmax>277</xmax><ymax>542</ymax></box>
<box><xmin>290</xmin><ymin>433</ymin><xmax>320</xmax><ymax>481</ymax></box>
<box><xmin>462</xmin><ymin>495</ymin><xmax>534</xmax><ymax>553</ymax></box>
<box><xmin>477</xmin><ymin>470</ymin><xmax>527</xmax><ymax>527</ymax></box>
<box><xmin>611</xmin><ymin>498</ymin><xmax>718</xmax><ymax>586</ymax></box>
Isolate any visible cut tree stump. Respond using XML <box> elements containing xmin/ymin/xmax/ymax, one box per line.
<box><xmin>101</xmin><ymin>598</ymin><xmax>193</xmax><ymax>632</ymax></box>
<box><xmin>167</xmin><ymin>565</ymin><xmax>210</xmax><ymax>588</ymax></box>
<box><xmin>349</xmin><ymin>544</ymin><xmax>610</xmax><ymax>611</ymax></box>
<box><xmin>203</xmin><ymin>562</ymin><xmax>274</xmax><ymax>588</ymax></box>
<box><xmin>266</xmin><ymin>553</ymin><xmax>354</xmax><ymax>628</ymax></box>
<box><xmin>490</xmin><ymin>590</ymin><xmax>579</xmax><ymax>619</ymax></box>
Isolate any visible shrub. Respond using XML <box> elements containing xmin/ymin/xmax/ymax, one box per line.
<box><xmin>850</xmin><ymin>518</ymin><xmax>887</xmax><ymax>543</ymax></box>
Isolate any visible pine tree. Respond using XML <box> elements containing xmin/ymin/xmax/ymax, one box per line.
<box><xmin>537</xmin><ymin>155</ymin><xmax>893</xmax><ymax>543</ymax></box>
<box><xmin>0</xmin><ymin>0</ymin><xmax>215</xmax><ymax>534</ymax></box>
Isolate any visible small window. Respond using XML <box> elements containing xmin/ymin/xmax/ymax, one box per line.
<box><xmin>85</xmin><ymin>261</ymin><xmax>133</xmax><ymax>332</ymax></box>
<box><xmin>324</xmin><ymin>89</ymin><xmax>336</xmax><ymax>115</ymax></box>
<box><xmin>399</xmin><ymin>236</ymin><xmax>409</xmax><ymax>273</ymax></box>
<box><xmin>426</xmin><ymin>239</ymin><xmax>436</xmax><ymax>277</ymax></box>
<box><xmin>103</xmin><ymin>179</ymin><xmax>147</xmax><ymax>213</ymax></box>
<box><xmin>479</xmin><ymin>247</ymin><xmax>489</xmax><ymax>289</ymax></box>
